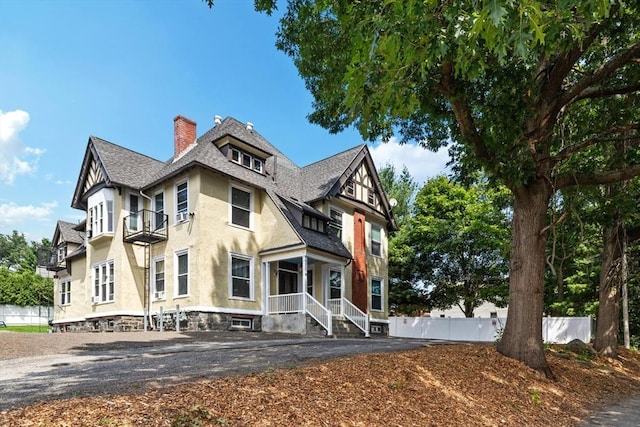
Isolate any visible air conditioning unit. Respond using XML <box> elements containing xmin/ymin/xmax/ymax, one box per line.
<box><xmin>176</xmin><ymin>212</ymin><xmax>188</xmax><ymax>223</ymax></box>
<box><xmin>154</xmin><ymin>291</ymin><xmax>165</xmax><ymax>299</ymax></box>
<box><xmin>91</xmin><ymin>296</ymin><xmax>100</xmax><ymax>304</ymax></box>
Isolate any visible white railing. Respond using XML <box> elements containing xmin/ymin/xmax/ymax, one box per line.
<box><xmin>342</xmin><ymin>298</ymin><xmax>370</xmax><ymax>337</ymax></box>
<box><xmin>268</xmin><ymin>293</ymin><xmax>304</xmax><ymax>314</ymax></box>
<box><xmin>328</xmin><ymin>298</ymin><xmax>342</xmax><ymax>316</ymax></box>
<box><xmin>306</xmin><ymin>294</ymin><xmax>332</xmax><ymax>336</ymax></box>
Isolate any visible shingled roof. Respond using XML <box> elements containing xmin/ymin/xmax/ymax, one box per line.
<box><xmin>72</xmin><ymin>116</ymin><xmax>390</xmax><ymax>259</ymax></box>
<box><xmin>53</xmin><ymin>220</ymin><xmax>84</xmax><ymax>246</ymax></box>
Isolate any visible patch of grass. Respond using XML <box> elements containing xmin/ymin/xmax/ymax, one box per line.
<box><xmin>172</xmin><ymin>405</ymin><xmax>212</xmax><ymax>427</ymax></box>
<box><xmin>387</xmin><ymin>378</ymin><xmax>405</xmax><ymax>390</ymax></box>
<box><xmin>3</xmin><ymin>325</ymin><xmax>50</xmax><ymax>333</ymax></box>
<box><xmin>530</xmin><ymin>389</ymin><xmax>542</xmax><ymax>405</ymax></box>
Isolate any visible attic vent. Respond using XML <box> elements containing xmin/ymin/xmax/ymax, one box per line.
<box><xmin>214</xmin><ymin>115</ymin><xmax>222</xmax><ymax>125</ymax></box>
<box><xmin>246</xmin><ymin>122</ymin><xmax>254</xmax><ymax>131</ymax></box>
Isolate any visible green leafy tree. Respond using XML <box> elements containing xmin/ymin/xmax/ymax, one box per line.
<box><xmin>217</xmin><ymin>0</ymin><xmax>640</xmax><ymax>376</ymax></box>
<box><xmin>0</xmin><ymin>267</ymin><xmax>53</xmax><ymax>306</ymax></box>
<box><xmin>410</xmin><ymin>176</ymin><xmax>510</xmax><ymax>317</ymax></box>
<box><xmin>378</xmin><ymin>164</ymin><xmax>428</xmax><ymax>315</ymax></box>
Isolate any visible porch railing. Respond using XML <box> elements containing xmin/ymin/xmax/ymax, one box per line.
<box><xmin>268</xmin><ymin>292</ymin><xmax>304</xmax><ymax>314</ymax></box>
<box><xmin>328</xmin><ymin>298</ymin><xmax>341</xmax><ymax>316</ymax></box>
<box><xmin>306</xmin><ymin>294</ymin><xmax>332</xmax><ymax>336</ymax></box>
<box><xmin>342</xmin><ymin>298</ymin><xmax>370</xmax><ymax>337</ymax></box>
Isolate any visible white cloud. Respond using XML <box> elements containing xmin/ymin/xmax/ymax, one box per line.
<box><xmin>55</xmin><ymin>179</ymin><xmax>72</xmax><ymax>185</ymax></box>
<box><xmin>369</xmin><ymin>138</ymin><xmax>450</xmax><ymax>184</ymax></box>
<box><xmin>0</xmin><ymin>109</ymin><xmax>46</xmax><ymax>184</ymax></box>
<box><xmin>0</xmin><ymin>201</ymin><xmax>58</xmax><ymax>226</ymax></box>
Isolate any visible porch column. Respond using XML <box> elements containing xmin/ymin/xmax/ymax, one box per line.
<box><xmin>340</xmin><ymin>263</ymin><xmax>346</xmax><ymax>315</ymax></box>
<box><xmin>302</xmin><ymin>255</ymin><xmax>308</xmax><ymax>312</ymax></box>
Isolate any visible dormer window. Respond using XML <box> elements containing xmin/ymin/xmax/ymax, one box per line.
<box><xmin>230</xmin><ymin>146</ymin><xmax>265</xmax><ymax>174</ymax></box>
<box><xmin>302</xmin><ymin>214</ymin><xmax>326</xmax><ymax>233</ymax></box>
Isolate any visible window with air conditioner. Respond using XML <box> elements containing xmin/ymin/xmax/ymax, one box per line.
<box><xmin>153</xmin><ymin>257</ymin><xmax>165</xmax><ymax>299</ymax></box>
<box><xmin>175</xmin><ymin>180</ymin><xmax>188</xmax><ymax>224</ymax></box>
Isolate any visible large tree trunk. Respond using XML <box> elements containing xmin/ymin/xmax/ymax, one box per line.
<box><xmin>593</xmin><ymin>223</ymin><xmax>624</xmax><ymax>357</ymax></box>
<box><xmin>497</xmin><ymin>181</ymin><xmax>554</xmax><ymax>379</ymax></box>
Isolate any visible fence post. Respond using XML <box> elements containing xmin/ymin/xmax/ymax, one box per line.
<box><xmin>176</xmin><ymin>304</ymin><xmax>180</xmax><ymax>333</ymax></box>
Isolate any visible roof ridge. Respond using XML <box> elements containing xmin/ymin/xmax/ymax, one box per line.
<box><xmin>90</xmin><ymin>135</ymin><xmax>164</xmax><ymax>164</ymax></box>
<box><xmin>301</xmin><ymin>144</ymin><xmax>364</xmax><ymax>169</ymax></box>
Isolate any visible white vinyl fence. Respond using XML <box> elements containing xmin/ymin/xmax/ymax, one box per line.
<box><xmin>0</xmin><ymin>305</ymin><xmax>53</xmax><ymax>326</ymax></box>
<box><xmin>389</xmin><ymin>316</ymin><xmax>592</xmax><ymax>344</ymax></box>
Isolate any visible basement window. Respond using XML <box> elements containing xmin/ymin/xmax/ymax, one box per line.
<box><xmin>231</xmin><ymin>317</ymin><xmax>252</xmax><ymax>329</ymax></box>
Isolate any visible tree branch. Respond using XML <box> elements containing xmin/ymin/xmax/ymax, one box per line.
<box><xmin>555</xmin><ymin>163</ymin><xmax>640</xmax><ymax>190</ymax></box>
<box><xmin>560</xmin><ymin>43</ymin><xmax>640</xmax><ymax>108</ymax></box>
<box><xmin>548</xmin><ymin>124</ymin><xmax>640</xmax><ymax>164</ymax></box>
<box><xmin>575</xmin><ymin>84</ymin><xmax>640</xmax><ymax>101</ymax></box>
<box><xmin>438</xmin><ymin>62</ymin><xmax>490</xmax><ymax>163</ymax></box>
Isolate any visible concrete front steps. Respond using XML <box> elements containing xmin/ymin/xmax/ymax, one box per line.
<box><xmin>306</xmin><ymin>315</ymin><xmax>367</xmax><ymax>338</ymax></box>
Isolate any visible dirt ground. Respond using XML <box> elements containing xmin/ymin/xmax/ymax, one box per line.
<box><xmin>0</xmin><ymin>329</ymin><xmax>273</xmax><ymax>360</ymax></box>
<box><xmin>1</xmin><ymin>331</ymin><xmax>640</xmax><ymax>426</ymax></box>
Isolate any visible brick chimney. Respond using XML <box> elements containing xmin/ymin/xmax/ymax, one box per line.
<box><xmin>174</xmin><ymin>115</ymin><xmax>197</xmax><ymax>159</ymax></box>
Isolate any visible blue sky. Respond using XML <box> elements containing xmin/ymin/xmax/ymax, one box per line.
<box><xmin>0</xmin><ymin>0</ymin><xmax>448</xmax><ymax>243</ymax></box>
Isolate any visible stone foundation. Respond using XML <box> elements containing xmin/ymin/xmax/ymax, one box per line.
<box><xmin>53</xmin><ymin>311</ymin><xmax>262</xmax><ymax>333</ymax></box>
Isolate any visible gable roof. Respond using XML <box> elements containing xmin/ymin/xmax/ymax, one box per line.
<box><xmin>69</xmin><ymin>115</ymin><xmax>396</xmax><ymax>256</ymax></box>
<box><xmin>72</xmin><ymin>136</ymin><xmax>165</xmax><ymax>209</ymax></box>
<box><xmin>52</xmin><ymin>220</ymin><xmax>84</xmax><ymax>246</ymax></box>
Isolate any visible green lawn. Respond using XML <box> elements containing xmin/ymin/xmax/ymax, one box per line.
<box><xmin>2</xmin><ymin>324</ymin><xmax>51</xmax><ymax>333</ymax></box>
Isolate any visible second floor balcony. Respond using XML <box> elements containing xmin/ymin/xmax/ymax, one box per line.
<box><xmin>123</xmin><ymin>209</ymin><xmax>168</xmax><ymax>244</ymax></box>
<box><xmin>36</xmin><ymin>247</ymin><xmax>66</xmax><ymax>272</ymax></box>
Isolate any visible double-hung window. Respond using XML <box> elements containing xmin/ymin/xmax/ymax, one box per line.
<box><xmin>92</xmin><ymin>260</ymin><xmax>114</xmax><ymax>303</ymax></box>
<box><xmin>176</xmin><ymin>181</ymin><xmax>188</xmax><ymax>223</ymax></box>
<box><xmin>230</xmin><ymin>185</ymin><xmax>252</xmax><ymax>229</ymax></box>
<box><xmin>175</xmin><ymin>250</ymin><xmax>188</xmax><ymax>296</ymax></box>
<box><xmin>153</xmin><ymin>258</ymin><xmax>165</xmax><ymax>299</ymax></box>
<box><xmin>370</xmin><ymin>224</ymin><xmax>382</xmax><ymax>257</ymax></box>
<box><xmin>60</xmin><ymin>280</ymin><xmax>71</xmax><ymax>306</ymax></box>
<box><xmin>230</xmin><ymin>254</ymin><xmax>252</xmax><ymax>299</ymax></box>
<box><xmin>371</xmin><ymin>278</ymin><xmax>383</xmax><ymax>311</ymax></box>
<box><xmin>329</xmin><ymin>208</ymin><xmax>343</xmax><ymax>239</ymax></box>
<box><xmin>154</xmin><ymin>191</ymin><xmax>165</xmax><ymax>230</ymax></box>
<box><xmin>87</xmin><ymin>189</ymin><xmax>114</xmax><ymax>237</ymax></box>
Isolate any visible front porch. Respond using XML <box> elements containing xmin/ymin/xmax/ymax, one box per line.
<box><xmin>261</xmin><ymin>253</ymin><xmax>369</xmax><ymax>337</ymax></box>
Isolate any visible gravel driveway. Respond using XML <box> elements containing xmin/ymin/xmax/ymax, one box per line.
<box><xmin>0</xmin><ymin>331</ymin><xmax>431</xmax><ymax>410</ymax></box>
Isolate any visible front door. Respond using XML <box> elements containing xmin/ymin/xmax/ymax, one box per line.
<box><xmin>278</xmin><ymin>261</ymin><xmax>299</xmax><ymax>294</ymax></box>
<box><xmin>325</xmin><ymin>267</ymin><xmax>342</xmax><ymax>315</ymax></box>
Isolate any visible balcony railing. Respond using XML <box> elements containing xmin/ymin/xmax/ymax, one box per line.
<box><xmin>123</xmin><ymin>210</ymin><xmax>168</xmax><ymax>244</ymax></box>
<box><xmin>36</xmin><ymin>247</ymin><xmax>66</xmax><ymax>272</ymax></box>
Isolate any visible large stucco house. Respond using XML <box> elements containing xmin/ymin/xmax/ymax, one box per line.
<box><xmin>41</xmin><ymin>115</ymin><xmax>396</xmax><ymax>336</ymax></box>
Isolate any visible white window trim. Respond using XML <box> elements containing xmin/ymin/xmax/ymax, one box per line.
<box><xmin>370</xmin><ymin>276</ymin><xmax>384</xmax><ymax>312</ymax></box>
<box><xmin>175</xmin><ymin>180</ymin><xmax>189</xmax><ymax>225</ymax></box>
<box><xmin>87</xmin><ymin>189</ymin><xmax>115</xmax><ymax>239</ymax></box>
<box><xmin>174</xmin><ymin>249</ymin><xmax>189</xmax><ymax>298</ymax></box>
<box><xmin>91</xmin><ymin>259</ymin><xmax>115</xmax><ymax>303</ymax></box>
<box><xmin>229</xmin><ymin>252</ymin><xmax>254</xmax><ymax>301</ymax></box>
<box><xmin>370</xmin><ymin>223</ymin><xmax>383</xmax><ymax>258</ymax></box>
<box><xmin>153</xmin><ymin>190</ymin><xmax>166</xmax><ymax>230</ymax></box>
<box><xmin>328</xmin><ymin>206</ymin><xmax>343</xmax><ymax>240</ymax></box>
<box><xmin>152</xmin><ymin>256</ymin><xmax>166</xmax><ymax>300</ymax></box>
<box><xmin>60</xmin><ymin>279</ymin><xmax>71</xmax><ymax>306</ymax></box>
<box><xmin>228</xmin><ymin>182</ymin><xmax>254</xmax><ymax>231</ymax></box>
